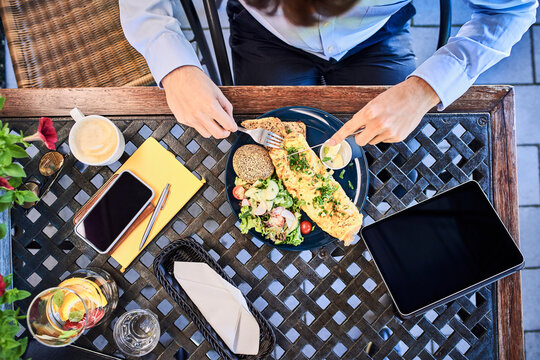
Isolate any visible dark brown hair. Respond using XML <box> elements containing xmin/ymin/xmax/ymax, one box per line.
<box><xmin>244</xmin><ymin>0</ymin><xmax>359</xmax><ymax>26</ymax></box>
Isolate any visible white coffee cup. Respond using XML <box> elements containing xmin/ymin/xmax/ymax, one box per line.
<box><xmin>69</xmin><ymin>108</ymin><xmax>125</xmax><ymax>166</ymax></box>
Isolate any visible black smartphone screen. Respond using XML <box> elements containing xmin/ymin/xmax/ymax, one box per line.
<box><xmin>77</xmin><ymin>171</ymin><xmax>153</xmax><ymax>252</ymax></box>
<box><xmin>361</xmin><ymin>181</ymin><xmax>524</xmax><ymax>317</ymax></box>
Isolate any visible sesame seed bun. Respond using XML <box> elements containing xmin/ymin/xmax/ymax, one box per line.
<box><xmin>233</xmin><ymin>144</ymin><xmax>274</xmax><ymax>182</ymax></box>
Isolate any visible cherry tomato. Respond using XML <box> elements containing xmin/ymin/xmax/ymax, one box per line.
<box><xmin>232</xmin><ymin>185</ymin><xmax>245</xmax><ymax>200</ymax></box>
<box><xmin>300</xmin><ymin>221</ymin><xmax>312</xmax><ymax>235</ymax></box>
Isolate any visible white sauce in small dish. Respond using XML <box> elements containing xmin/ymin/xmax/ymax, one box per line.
<box><xmin>319</xmin><ymin>140</ymin><xmax>352</xmax><ymax>170</ymax></box>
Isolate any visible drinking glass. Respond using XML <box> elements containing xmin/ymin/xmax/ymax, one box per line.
<box><xmin>113</xmin><ymin>309</ymin><xmax>160</xmax><ymax>356</ymax></box>
<box><xmin>27</xmin><ymin>268</ymin><xmax>118</xmax><ymax>347</ymax></box>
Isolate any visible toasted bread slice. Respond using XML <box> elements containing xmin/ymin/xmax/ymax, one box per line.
<box><xmin>241</xmin><ymin>117</ymin><xmax>287</xmax><ymax>138</ymax></box>
<box><xmin>283</xmin><ymin>122</ymin><xmax>306</xmax><ymax>137</ymax></box>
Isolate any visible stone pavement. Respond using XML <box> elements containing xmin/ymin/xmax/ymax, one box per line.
<box><xmin>3</xmin><ymin>0</ymin><xmax>539</xmax><ymax>357</ymax></box>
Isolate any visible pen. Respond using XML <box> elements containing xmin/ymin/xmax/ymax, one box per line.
<box><xmin>139</xmin><ymin>183</ymin><xmax>171</xmax><ymax>250</ymax></box>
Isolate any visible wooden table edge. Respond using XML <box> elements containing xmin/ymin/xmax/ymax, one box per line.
<box><xmin>0</xmin><ymin>85</ymin><xmax>513</xmax><ymax>117</ymax></box>
<box><xmin>0</xmin><ymin>85</ymin><xmax>523</xmax><ymax>359</ymax></box>
<box><xmin>490</xmin><ymin>88</ymin><xmax>524</xmax><ymax>360</ymax></box>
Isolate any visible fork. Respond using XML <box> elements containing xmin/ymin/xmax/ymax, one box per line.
<box><xmin>283</xmin><ymin>126</ymin><xmax>366</xmax><ymax>158</ymax></box>
<box><xmin>237</xmin><ymin>127</ymin><xmax>284</xmax><ymax>149</ymax></box>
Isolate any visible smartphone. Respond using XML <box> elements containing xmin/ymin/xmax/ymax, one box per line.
<box><xmin>74</xmin><ymin>170</ymin><xmax>155</xmax><ymax>254</ymax></box>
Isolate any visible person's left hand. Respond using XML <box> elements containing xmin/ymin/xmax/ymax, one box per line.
<box><xmin>328</xmin><ymin>76</ymin><xmax>440</xmax><ymax>146</ymax></box>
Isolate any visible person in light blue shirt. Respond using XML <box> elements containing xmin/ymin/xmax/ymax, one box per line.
<box><xmin>120</xmin><ymin>0</ymin><xmax>537</xmax><ymax>146</ymax></box>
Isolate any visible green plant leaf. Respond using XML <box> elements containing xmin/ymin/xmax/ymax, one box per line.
<box><xmin>20</xmin><ymin>190</ymin><xmax>39</xmax><ymax>203</ymax></box>
<box><xmin>0</xmin><ymin>191</ymin><xmax>14</xmax><ymax>203</ymax></box>
<box><xmin>2</xmin><ymin>163</ymin><xmax>25</xmax><ymax>177</ymax></box>
<box><xmin>0</xmin><ymin>223</ymin><xmax>6</xmax><ymax>240</ymax></box>
<box><xmin>0</xmin><ymin>97</ymin><xmax>6</xmax><ymax>111</ymax></box>
<box><xmin>68</xmin><ymin>310</ymin><xmax>85</xmax><ymax>322</ymax></box>
<box><xmin>4</xmin><ymin>274</ymin><xmax>13</xmax><ymax>288</ymax></box>
<box><xmin>0</xmin><ymin>150</ymin><xmax>11</xmax><ymax>166</ymax></box>
<box><xmin>7</xmin><ymin>144</ymin><xmax>29</xmax><ymax>159</ymax></box>
<box><xmin>0</xmin><ymin>202</ymin><xmax>10</xmax><ymax>212</ymax></box>
<box><xmin>14</xmin><ymin>192</ymin><xmax>24</xmax><ymax>205</ymax></box>
<box><xmin>7</xmin><ymin>176</ymin><xmax>21</xmax><ymax>188</ymax></box>
<box><xmin>52</xmin><ymin>289</ymin><xmax>64</xmax><ymax>308</ymax></box>
<box><xmin>1</xmin><ymin>289</ymin><xmax>31</xmax><ymax>304</ymax></box>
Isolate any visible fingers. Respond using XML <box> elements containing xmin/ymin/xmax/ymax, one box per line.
<box><xmin>354</xmin><ymin>126</ymin><xmax>380</xmax><ymax>147</ymax></box>
<box><xmin>217</xmin><ymin>91</ymin><xmax>234</xmax><ymax>119</ymax></box>
<box><xmin>212</xmin><ymin>102</ymin><xmax>237</xmax><ymax>132</ymax></box>
<box><xmin>203</xmin><ymin>117</ymin><xmax>231</xmax><ymax>139</ymax></box>
<box><xmin>192</xmin><ymin>122</ymin><xmax>212</xmax><ymax>139</ymax></box>
<box><xmin>329</xmin><ymin>116</ymin><xmax>367</xmax><ymax>146</ymax></box>
<box><xmin>368</xmin><ymin>134</ymin><xmax>390</xmax><ymax>145</ymax></box>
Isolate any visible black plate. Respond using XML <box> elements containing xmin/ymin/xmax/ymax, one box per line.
<box><xmin>225</xmin><ymin>106</ymin><xmax>369</xmax><ymax>250</ymax></box>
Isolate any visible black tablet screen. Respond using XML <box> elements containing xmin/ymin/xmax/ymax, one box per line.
<box><xmin>361</xmin><ymin>181</ymin><xmax>523</xmax><ymax>316</ymax></box>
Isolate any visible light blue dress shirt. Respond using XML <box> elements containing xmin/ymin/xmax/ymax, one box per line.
<box><xmin>119</xmin><ymin>0</ymin><xmax>537</xmax><ymax>109</ymax></box>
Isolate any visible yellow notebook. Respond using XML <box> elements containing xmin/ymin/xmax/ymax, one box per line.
<box><xmin>110</xmin><ymin>137</ymin><xmax>205</xmax><ymax>272</ymax></box>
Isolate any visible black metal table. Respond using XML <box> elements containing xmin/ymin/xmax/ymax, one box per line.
<box><xmin>5</xmin><ymin>86</ymin><xmax>522</xmax><ymax>360</ymax></box>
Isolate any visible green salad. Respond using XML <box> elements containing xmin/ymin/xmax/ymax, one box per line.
<box><xmin>232</xmin><ymin>176</ymin><xmax>304</xmax><ymax>245</ymax></box>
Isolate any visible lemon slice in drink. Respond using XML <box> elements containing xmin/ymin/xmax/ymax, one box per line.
<box><xmin>58</xmin><ymin>278</ymin><xmax>107</xmax><ymax>307</ymax></box>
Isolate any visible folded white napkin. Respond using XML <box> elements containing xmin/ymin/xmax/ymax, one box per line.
<box><xmin>173</xmin><ymin>262</ymin><xmax>260</xmax><ymax>355</ymax></box>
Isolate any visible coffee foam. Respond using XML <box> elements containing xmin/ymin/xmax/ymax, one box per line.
<box><xmin>71</xmin><ymin>117</ymin><xmax>118</xmax><ymax>164</ymax></box>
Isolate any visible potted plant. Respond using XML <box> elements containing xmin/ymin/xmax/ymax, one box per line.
<box><xmin>0</xmin><ymin>98</ymin><xmax>58</xmax><ymax>238</ymax></box>
<box><xmin>0</xmin><ymin>274</ymin><xmax>30</xmax><ymax>360</ymax></box>
<box><xmin>0</xmin><ymin>97</ymin><xmax>57</xmax><ymax>359</ymax></box>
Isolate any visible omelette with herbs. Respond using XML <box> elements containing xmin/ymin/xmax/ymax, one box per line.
<box><xmin>269</xmin><ymin>133</ymin><xmax>363</xmax><ymax>245</ymax></box>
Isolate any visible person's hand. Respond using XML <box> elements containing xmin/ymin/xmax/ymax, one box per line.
<box><xmin>329</xmin><ymin>76</ymin><xmax>440</xmax><ymax>146</ymax></box>
<box><xmin>162</xmin><ymin>65</ymin><xmax>237</xmax><ymax>138</ymax></box>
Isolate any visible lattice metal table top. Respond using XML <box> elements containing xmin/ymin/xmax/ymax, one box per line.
<box><xmin>12</xmin><ymin>113</ymin><xmax>495</xmax><ymax>360</ymax></box>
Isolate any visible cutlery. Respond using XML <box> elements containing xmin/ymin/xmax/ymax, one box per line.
<box><xmin>283</xmin><ymin>126</ymin><xmax>366</xmax><ymax>158</ymax></box>
<box><xmin>237</xmin><ymin>127</ymin><xmax>284</xmax><ymax>148</ymax></box>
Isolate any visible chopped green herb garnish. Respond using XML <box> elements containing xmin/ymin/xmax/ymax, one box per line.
<box><xmin>348</xmin><ymin>180</ymin><xmax>354</xmax><ymax>190</ymax></box>
<box><xmin>348</xmin><ymin>162</ymin><xmax>354</xmax><ymax>167</ymax></box>
<box><xmin>287</xmin><ymin>147</ymin><xmax>310</xmax><ymax>173</ymax></box>
<box><xmin>322</xmin><ymin>156</ymin><xmax>332</xmax><ymax>162</ymax></box>
<box><xmin>339</xmin><ymin>169</ymin><xmax>345</xmax><ymax>179</ymax></box>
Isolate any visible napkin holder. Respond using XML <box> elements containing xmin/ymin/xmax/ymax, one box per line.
<box><xmin>72</xmin><ymin>173</ymin><xmax>155</xmax><ymax>253</ymax></box>
<box><xmin>153</xmin><ymin>238</ymin><xmax>276</xmax><ymax>360</ymax></box>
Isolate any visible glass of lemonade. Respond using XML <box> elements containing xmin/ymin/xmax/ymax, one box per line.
<box><xmin>27</xmin><ymin>268</ymin><xmax>118</xmax><ymax>347</ymax></box>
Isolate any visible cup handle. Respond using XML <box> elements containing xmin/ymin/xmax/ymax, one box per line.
<box><xmin>70</xmin><ymin>107</ymin><xmax>85</xmax><ymax>122</ymax></box>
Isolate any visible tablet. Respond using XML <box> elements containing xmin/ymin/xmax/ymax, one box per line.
<box><xmin>361</xmin><ymin>181</ymin><xmax>524</xmax><ymax>319</ymax></box>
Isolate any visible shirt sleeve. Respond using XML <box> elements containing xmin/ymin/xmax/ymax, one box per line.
<box><xmin>119</xmin><ymin>0</ymin><xmax>202</xmax><ymax>87</ymax></box>
<box><xmin>409</xmin><ymin>0</ymin><xmax>538</xmax><ymax>110</ymax></box>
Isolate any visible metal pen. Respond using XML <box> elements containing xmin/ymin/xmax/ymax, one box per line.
<box><xmin>139</xmin><ymin>183</ymin><xmax>171</xmax><ymax>250</ymax></box>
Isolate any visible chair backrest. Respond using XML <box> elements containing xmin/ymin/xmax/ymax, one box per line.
<box><xmin>193</xmin><ymin>0</ymin><xmax>453</xmax><ymax>86</ymax></box>
<box><xmin>0</xmin><ymin>0</ymin><xmax>153</xmax><ymax>88</ymax></box>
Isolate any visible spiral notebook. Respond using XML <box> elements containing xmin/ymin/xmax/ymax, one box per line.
<box><xmin>108</xmin><ymin>137</ymin><xmax>205</xmax><ymax>272</ymax></box>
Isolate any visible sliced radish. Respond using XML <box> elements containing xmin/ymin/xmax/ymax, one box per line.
<box><xmin>252</xmin><ymin>203</ymin><xmax>266</xmax><ymax>216</ymax></box>
<box><xmin>241</xmin><ymin>199</ymin><xmax>250</xmax><ymax>207</ymax></box>
<box><xmin>268</xmin><ymin>215</ymin><xmax>285</xmax><ymax>227</ymax></box>
<box><xmin>271</xmin><ymin>207</ymin><xmax>285</xmax><ymax>216</ymax></box>
<box><xmin>281</xmin><ymin>209</ymin><xmax>297</xmax><ymax>230</ymax></box>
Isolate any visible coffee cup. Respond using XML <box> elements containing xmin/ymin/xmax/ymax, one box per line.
<box><xmin>69</xmin><ymin>108</ymin><xmax>125</xmax><ymax>166</ymax></box>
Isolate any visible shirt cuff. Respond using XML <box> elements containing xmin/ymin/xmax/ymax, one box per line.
<box><xmin>408</xmin><ymin>51</ymin><xmax>472</xmax><ymax>111</ymax></box>
<box><xmin>145</xmin><ymin>32</ymin><xmax>202</xmax><ymax>88</ymax></box>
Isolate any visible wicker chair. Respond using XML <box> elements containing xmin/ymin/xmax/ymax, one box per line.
<box><xmin>0</xmin><ymin>0</ymin><xmax>153</xmax><ymax>87</ymax></box>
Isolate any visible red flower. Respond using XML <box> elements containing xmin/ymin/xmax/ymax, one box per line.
<box><xmin>37</xmin><ymin>117</ymin><xmax>57</xmax><ymax>150</ymax></box>
<box><xmin>0</xmin><ymin>275</ymin><xmax>5</xmax><ymax>297</ymax></box>
<box><xmin>23</xmin><ymin>117</ymin><xmax>57</xmax><ymax>150</ymax></box>
<box><xmin>0</xmin><ymin>176</ymin><xmax>14</xmax><ymax>191</ymax></box>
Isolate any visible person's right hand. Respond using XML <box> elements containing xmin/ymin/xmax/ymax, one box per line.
<box><xmin>162</xmin><ymin>66</ymin><xmax>237</xmax><ymax>138</ymax></box>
